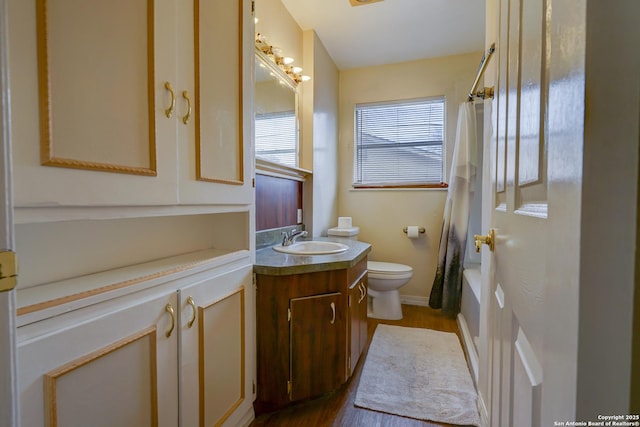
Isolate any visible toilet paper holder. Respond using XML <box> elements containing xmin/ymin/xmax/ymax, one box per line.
<box><xmin>402</xmin><ymin>226</ymin><xmax>425</xmax><ymax>234</ymax></box>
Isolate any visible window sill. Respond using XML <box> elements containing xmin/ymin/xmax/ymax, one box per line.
<box><xmin>352</xmin><ymin>183</ymin><xmax>448</xmax><ymax>190</ymax></box>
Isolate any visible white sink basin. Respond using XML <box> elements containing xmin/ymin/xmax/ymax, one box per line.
<box><xmin>273</xmin><ymin>241</ymin><xmax>349</xmax><ymax>255</ymax></box>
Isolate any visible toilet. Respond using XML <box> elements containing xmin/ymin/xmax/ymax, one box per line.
<box><xmin>367</xmin><ymin>261</ymin><xmax>413</xmax><ymax>320</ymax></box>
<box><xmin>327</xmin><ymin>225</ymin><xmax>413</xmax><ymax>320</ymax></box>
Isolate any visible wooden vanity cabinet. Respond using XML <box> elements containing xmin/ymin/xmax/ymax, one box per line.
<box><xmin>255</xmin><ymin>257</ymin><xmax>367</xmax><ymax>414</ymax></box>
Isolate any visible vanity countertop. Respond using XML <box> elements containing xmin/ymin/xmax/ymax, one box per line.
<box><xmin>254</xmin><ymin>237</ymin><xmax>371</xmax><ymax>276</ymax></box>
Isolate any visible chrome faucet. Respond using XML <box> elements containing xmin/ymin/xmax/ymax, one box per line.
<box><xmin>281</xmin><ymin>229</ymin><xmax>308</xmax><ymax>246</ymax></box>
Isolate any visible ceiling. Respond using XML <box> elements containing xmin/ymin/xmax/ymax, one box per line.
<box><xmin>280</xmin><ymin>0</ymin><xmax>486</xmax><ymax>70</ymax></box>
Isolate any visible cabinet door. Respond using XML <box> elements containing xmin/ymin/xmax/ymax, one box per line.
<box><xmin>348</xmin><ymin>274</ymin><xmax>368</xmax><ymax>377</ymax></box>
<box><xmin>8</xmin><ymin>0</ymin><xmax>179</xmax><ymax>207</ymax></box>
<box><xmin>175</xmin><ymin>0</ymin><xmax>254</xmax><ymax>205</ymax></box>
<box><xmin>289</xmin><ymin>292</ymin><xmax>343</xmax><ymax>401</ymax></box>
<box><xmin>358</xmin><ymin>276</ymin><xmax>368</xmax><ymax>356</ymax></box>
<box><xmin>348</xmin><ymin>281</ymin><xmax>362</xmax><ymax>377</ymax></box>
<box><xmin>179</xmin><ymin>263</ymin><xmax>253</xmax><ymax>427</ymax></box>
<box><xmin>17</xmin><ymin>290</ymin><xmax>179</xmax><ymax>427</ymax></box>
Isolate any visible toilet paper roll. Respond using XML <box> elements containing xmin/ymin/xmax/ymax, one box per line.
<box><xmin>406</xmin><ymin>226</ymin><xmax>420</xmax><ymax>239</ymax></box>
<box><xmin>338</xmin><ymin>217</ymin><xmax>352</xmax><ymax>229</ymax></box>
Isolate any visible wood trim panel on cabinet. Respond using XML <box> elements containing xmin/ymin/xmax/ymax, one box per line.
<box><xmin>194</xmin><ymin>0</ymin><xmax>244</xmax><ymax>185</ymax></box>
<box><xmin>36</xmin><ymin>0</ymin><xmax>157</xmax><ymax>176</ymax></box>
<box><xmin>44</xmin><ymin>326</ymin><xmax>159</xmax><ymax>427</ymax></box>
<box><xmin>197</xmin><ymin>288</ymin><xmax>245</xmax><ymax>427</ymax></box>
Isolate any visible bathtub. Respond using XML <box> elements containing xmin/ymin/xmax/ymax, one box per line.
<box><xmin>458</xmin><ymin>265</ymin><xmax>481</xmax><ymax>384</ymax></box>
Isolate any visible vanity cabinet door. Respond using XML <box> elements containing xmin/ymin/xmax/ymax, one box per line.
<box><xmin>179</xmin><ymin>262</ymin><xmax>253</xmax><ymax>427</ymax></box>
<box><xmin>358</xmin><ymin>275</ymin><xmax>369</xmax><ymax>356</ymax></box>
<box><xmin>348</xmin><ymin>273</ymin><xmax>368</xmax><ymax>377</ymax></box>
<box><xmin>289</xmin><ymin>292</ymin><xmax>344</xmax><ymax>401</ymax></box>
<box><xmin>17</xmin><ymin>290</ymin><xmax>179</xmax><ymax>427</ymax></box>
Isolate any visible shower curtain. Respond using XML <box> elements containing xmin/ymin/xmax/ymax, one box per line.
<box><xmin>429</xmin><ymin>102</ymin><xmax>478</xmax><ymax>315</ymax></box>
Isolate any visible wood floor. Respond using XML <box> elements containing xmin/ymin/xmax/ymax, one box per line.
<box><xmin>250</xmin><ymin>304</ymin><xmax>469</xmax><ymax>427</ymax></box>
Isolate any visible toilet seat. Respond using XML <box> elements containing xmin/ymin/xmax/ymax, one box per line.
<box><xmin>367</xmin><ymin>261</ymin><xmax>413</xmax><ymax>280</ymax></box>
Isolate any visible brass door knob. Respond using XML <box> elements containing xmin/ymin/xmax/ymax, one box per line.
<box><xmin>474</xmin><ymin>229</ymin><xmax>495</xmax><ymax>252</ymax></box>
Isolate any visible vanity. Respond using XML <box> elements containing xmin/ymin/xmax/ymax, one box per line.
<box><xmin>253</xmin><ymin>237</ymin><xmax>371</xmax><ymax>414</ymax></box>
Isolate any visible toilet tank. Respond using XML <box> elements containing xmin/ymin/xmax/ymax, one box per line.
<box><xmin>327</xmin><ymin>226</ymin><xmax>360</xmax><ymax>240</ymax></box>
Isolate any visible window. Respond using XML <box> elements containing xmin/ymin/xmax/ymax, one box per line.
<box><xmin>255</xmin><ymin>111</ymin><xmax>298</xmax><ymax>167</ymax></box>
<box><xmin>353</xmin><ymin>97</ymin><xmax>445</xmax><ymax>187</ymax></box>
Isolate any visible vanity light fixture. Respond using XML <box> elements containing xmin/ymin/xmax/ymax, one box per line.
<box><xmin>255</xmin><ymin>32</ymin><xmax>310</xmax><ymax>83</ymax></box>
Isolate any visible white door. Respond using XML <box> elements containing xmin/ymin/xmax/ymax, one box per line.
<box><xmin>0</xmin><ymin>0</ymin><xmax>19</xmax><ymax>425</ymax></box>
<box><xmin>480</xmin><ymin>0</ymin><xmax>585</xmax><ymax>424</ymax></box>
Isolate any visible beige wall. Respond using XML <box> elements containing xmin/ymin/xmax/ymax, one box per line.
<box><xmin>302</xmin><ymin>31</ymin><xmax>339</xmax><ymax>237</ymax></box>
<box><xmin>254</xmin><ymin>0</ymin><xmax>302</xmax><ymax>63</ymax></box>
<box><xmin>338</xmin><ymin>52</ymin><xmax>480</xmax><ymax>301</ymax></box>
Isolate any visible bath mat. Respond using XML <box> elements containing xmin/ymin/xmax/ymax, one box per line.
<box><xmin>354</xmin><ymin>324</ymin><xmax>480</xmax><ymax>426</ymax></box>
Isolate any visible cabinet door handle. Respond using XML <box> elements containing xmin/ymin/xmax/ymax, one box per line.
<box><xmin>182</xmin><ymin>90</ymin><xmax>191</xmax><ymax>124</ymax></box>
<box><xmin>186</xmin><ymin>296</ymin><xmax>196</xmax><ymax>328</ymax></box>
<box><xmin>362</xmin><ymin>282</ymin><xmax>367</xmax><ymax>299</ymax></box>
<box><xmin>330</xmin><ymin>302</ymin><xmax>335</xmax><ymax>325</ymax></box>
<box><xmin>165</xmin><ymin>303</ymin><xmax>175</xmax><ymax>338</ymax></box>
<box><xmin>164</xmin><ymin>81</ymin><xmax>175</xmax><ymax>118</ymax></box>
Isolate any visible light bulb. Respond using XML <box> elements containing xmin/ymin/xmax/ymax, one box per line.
<box><xmin>301</xmin><ymin>75</ymin><xmax>311</xmax><ymax>82</ymax></box>
<box><xmin>292</xmin><ymin>66</ymin><xmax>303</xmax><ymax>73</ymax></box>
<box><xmin>283</xmin><ymin>57</ymin><xmax>294</xmax><ymax>65</ymax></box>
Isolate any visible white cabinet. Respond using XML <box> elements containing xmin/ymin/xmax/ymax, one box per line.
<box><xmin>18</xmin><ymin>288</ymin><xmax>180</xmax><ymax>427</ymax></box>
<box><xmin>16</xmin><ymin>251</ymin><xmax>254</xmax><ymax>427</ymax></box>
<box><xmin>8</xmin><ymin>0</ymin><xmax>253</xmax><ymax>209</ymax></box>
<box><xmin>179</xmin><ymin>264</ymin><xmax>253</xmax><ymax>427</ymax></box>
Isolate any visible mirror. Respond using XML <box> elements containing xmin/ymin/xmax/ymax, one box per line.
<box><xmin>254</xmin><ymin>49</ymin><xmax>299</xmax><ymax>168</ymax></box>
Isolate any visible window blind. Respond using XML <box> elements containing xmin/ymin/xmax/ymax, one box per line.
<box><xmin>354</xmin><ymin>97</ymin><xmax>445</xmax><ymax>186</ymax></box>
<box><xmin>255</xmin><ymin>111</ymin><xmax>298</xmax><ymax>167</ymax></box>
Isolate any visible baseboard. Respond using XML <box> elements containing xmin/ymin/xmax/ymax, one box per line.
<box><xmin>477</xmin><ymin>391</ymin><xmax>490</xmax><ymax>427</ymax></box>
<box><xmin>399</xmin><ymin>295</ymin><xmax>429</xmax><ymax>306</ymax></box>
<box><xmin>457</xmin><ymin>313</ymin><xmax>479</xmax><ymax>386</ymax></box>
<box><xmin>236</xmin><ymin>405</ymin><xmax>255</xmax><ymax>427</ymax></box>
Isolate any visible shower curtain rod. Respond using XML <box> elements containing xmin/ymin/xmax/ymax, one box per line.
<box><xmin>468</xmin><ymin>42</ymin><xmax>496</xmax><ymax>102</ymax></box>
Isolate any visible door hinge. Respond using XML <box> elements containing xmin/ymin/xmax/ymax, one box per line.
<box><xmin>252</xmin><ymin>177</ymin><xmax>255</xmax><ymax>188</ymax></box>
<box><xmin>287</xmin><ymin>307</ymin><xmax>291</xmax><ymax>322</ymax></box>
<box><xmin>287</xmin><ymin>380</ymin><xmax>292</xmax><ymax>398</ymax></box>
<box><xmin>0</xmin><ymin>251</ymin><xmax>18</xmax><ymax>292</ymax></box>
<box><xmin>252</xmin><ymin>381</ymin><xmax>256</xmax><ymax>394</ymax></box>
<box><xmin>251</xmin><ymin>0</ymin><xmax>255</xmax><ymax>15</ymax></box>
<box><xmin>348</xmin><ymin>355</ymin><xmax>351</xmax><ymax>375</ymax></box>
<box><xmin>348</xmin><ymin>295</ymin><xmax>351</xmax><ymax>307</ymax></box>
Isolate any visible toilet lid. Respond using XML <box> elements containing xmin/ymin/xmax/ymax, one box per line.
<box><xmin>367</xmin><ymin>261</ymin><xmax>413</xmax><ymax>275</ymax></box>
